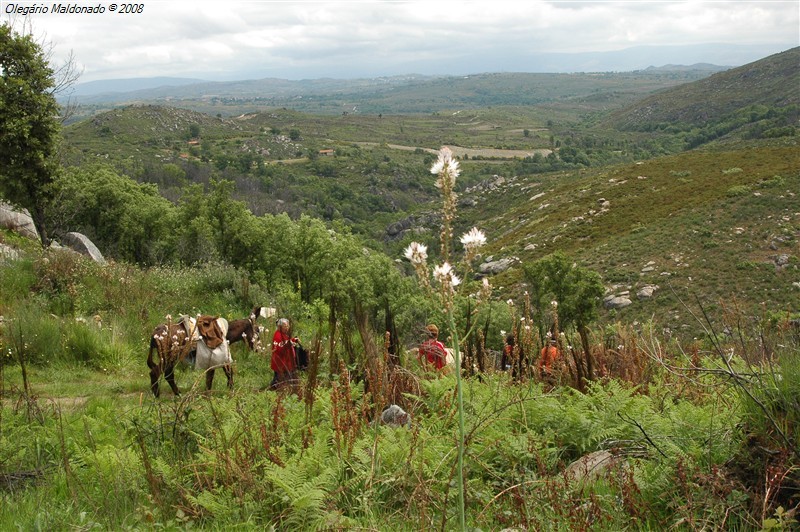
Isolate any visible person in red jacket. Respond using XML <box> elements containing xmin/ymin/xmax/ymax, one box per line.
<box><xmin>271</xmin><ymin>318</ymin><xmax>298</xmax><ymax>389</ymax></box>
<box><xmin>418</xmin><ymin>324</ymin><xmax>447</xmax><ymax>370</ymax></box>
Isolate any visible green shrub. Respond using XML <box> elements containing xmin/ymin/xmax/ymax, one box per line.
<box><xmin>722</xmin><ymin>167</ymin><xmax>743</xmax><ymax>175</ymax></box>
<box><xmin>726</xmin><ymin>185</ymin><xmax>750</xmax><ymax>197</ymax></box>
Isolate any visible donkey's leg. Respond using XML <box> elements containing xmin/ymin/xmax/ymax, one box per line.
<box><xmin>205</xmin><ymin>368</ymin><xmax>215</xmax><ymax>391</ymax></box>
<box><xmin>224</xmin><ymin>364</ymin><xmax>234</xmax><ymax>390</ymax></box>
<box><xmin>164</xmin><ymin>363</ymin><xmax>180</xmax><ymax>396</ymax></box>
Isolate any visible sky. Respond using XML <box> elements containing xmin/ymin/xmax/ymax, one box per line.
<box><xmin>4</xmin><ymin>0</ymin><xmax>799</xmax><ymax>83</ymax></box>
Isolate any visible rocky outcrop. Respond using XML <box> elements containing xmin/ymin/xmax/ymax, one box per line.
<box><xmin>637</xmin><ymin>285</ymin><xmax>659</xmax><ymax>300</ymax></box>
<box><xmin>62</xmin><ymin>232</ymin><xmax>106</xmax><ymax>264</ymax></box>
<box><xmin>385</xmin><ymin>213</ymin><xmax>440</xmax><ymax>240</ymax></box>
<box><xmin>479</xmin><ymin>257</ymin><xmax>514</xmax><ymax>275</ymax></box>
<box><xmin>0</xmin><ymin>202</ymin><xmax>40</xmax><ymax>241</ymax></box>
<box><xmin>604</xmin><ymin>294</ymin><xmax>632</xmax><ymax>309</ymax></box>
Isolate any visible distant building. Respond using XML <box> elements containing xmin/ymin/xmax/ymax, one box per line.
<box><xmin>318</xmin><ymin>149</ymin><xmax>335</xmax><ymax>156</ymax></box>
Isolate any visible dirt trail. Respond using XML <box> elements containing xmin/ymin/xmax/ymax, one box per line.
<box><xmin>355</xmin><ymin>142</ymin><xmax>551</xmax><ymax>159</ymax></box>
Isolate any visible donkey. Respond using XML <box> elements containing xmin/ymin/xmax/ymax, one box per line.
<box><xmin>226</xmin><ymin>306</ymin><xmax>276</xmax><ymax>350</ymax></box>
<box><xmin>147</xmin><ymin>316</ymin><xmax>198</xmax><ymax>397</ymax></box>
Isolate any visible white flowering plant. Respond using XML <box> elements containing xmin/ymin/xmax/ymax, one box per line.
<box><xmin>401</xmin><ymin>146</ymin><xmax>494</xmax><ymax>530</ymax></box>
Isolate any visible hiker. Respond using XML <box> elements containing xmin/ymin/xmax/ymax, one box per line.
<box><xmin>418</xmin><ymin>324</ymin><xmax>447</xmax><ymax>370</ymax></box>
<box><xmin>538</xmin><ymin>338</ymin><xmax>560</xmax><ymax>378</ymax></box>
<box><xmin>271</xmin><ymin>318</ymin><xmax>299</xmax><ymax>389</ymax></box>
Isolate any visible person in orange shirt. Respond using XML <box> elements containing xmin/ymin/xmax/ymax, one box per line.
<box><xmin>538</xmin><ymin>338</ymin><xmax>560</xmax><ymax>377</ymax></box>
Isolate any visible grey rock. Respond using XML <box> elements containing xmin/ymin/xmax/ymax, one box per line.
<box><xmin>604</xmin><ymin>296</ymin><xmax>632</xmax><ymax>309</ymax></box>
<box><xmin>0</xmin><ymin>202</ymin><xmax>40</xmax><ymax>241</ymax></box>
<box><xmin>774</xmin><ymin>254</ymin><xmax>790</xmax><ymax>268</ymax></box>
<box><xmin>62</xmin><ymin>232</ymin><xmax>107</xmax><ymax>264</ymax></box>
<box><xmin>637</xmin><ymin>285</ymin><xmax>659</xmax><ymax>299</ymax></box>
<box><xmin>564</xmin><ymin>450</ymin><xmax>628</xmax><ymax>490</ymax></box>
<box><xmin>381</xmin><ymin>405</ymin><xmax>411</xmax><ymax>428</ymax></box>
<box><xmin>479</xmin><ymin>257</ymin><xmax>514</xmax><ymax>275</ymax></box>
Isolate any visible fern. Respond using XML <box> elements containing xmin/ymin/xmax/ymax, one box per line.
<box><xmin>260</xmin><ymin>436</ymin><xmax>339</xmax><ymax>530</ymax></box>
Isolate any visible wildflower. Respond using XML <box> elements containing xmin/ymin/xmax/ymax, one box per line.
<box><xmin>433</xmin><ymin>262</ymin><xmax>454</xmax><ymax>284</ymax></box>
<box><xmin>165</xmin><ymin>314</ymin><xmax>172</xmax><ymax>321</ymax></box>
<box><xmin>403</xmin><ymin>242</ymin><xmax>428</xmax><ymax>265</ymax></box>
<box><xmin>430</xmin><ymin>146</ymin><xmax>459</xmax><ymax>179</ymax></box>
<box><xmin>478</xmin><ymin>277</ymin><xmax>492</xmax><ymax>301</ymax></box>
<box><xmin>500</xmin><ymin>330</ymin><xmax>507</xmax><ymax>337</ymax></box>
<box><xmin>450</xmin><ymin>272</ymin><xmax>461</xmax><ymax>287</ymax></box>
<box><xmin>460</xmin><ymin>227</ymin><xmax>486</xmax><ymax>249</ymax></box>
<box><xmin>507</xmin><ymin>299</ymin><xmax>514</xmax><ymax>306</ymax></box>
<box><xmin>551</xmin><ymin>300</ymin><xmax>558</xmax><ymax>308</ymax></box>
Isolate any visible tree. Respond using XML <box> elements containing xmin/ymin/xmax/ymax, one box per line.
<box><xmin>51</xmin><ymin>165</ymin><xmax>176</xmax><ymax>264</ymax></box>
<box><xmin>0</xmin><ymin>23</ymin><xmax>62</xmax><ymax>246</ymax></box>
<box><xmin>523</xmin><ymin>251</ymin><xmax>605</xmax><ymax>388</ymax></box>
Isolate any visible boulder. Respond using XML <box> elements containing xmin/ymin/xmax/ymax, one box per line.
<box><xmin>604</xmin><ymin>296</ymin><xmax>632</xmax><ymax>309</ymax></box>
<box><xmin>774</xmin><ymin>254</ymin><xmax>791</xmax><ymax>269</ymax></box>
<box><xmin>564</xmin><ymin>450</ymin><xmax>630</xmax><ymax>490</ymax></box>
<box><xmin>565</xmin><ymin>450</ymin><xmax>617</xmax><ymax>485</ymax></box>
<box><xmin>479</xmin><ymin>257</ymin><xmax>514</xmax><ymax>275</ymax></box>
<box><xmin>381</xmin><ymin>404</ymin><xmax>411</xmax><ymax>428</ymax></box>
<box><xmin>62</xmin><ymin>232</ymin><xmax>106</xmax><ymax>264</ymax></box>
<box><xmin>637</xmin><ymin>285</ymin><xmax>659</xmax><ymax>300</ymax></box>
<box><xmin>0</xmin><ymin>202</ymin><xmax>40</xmax><ymax>241</ymax></box>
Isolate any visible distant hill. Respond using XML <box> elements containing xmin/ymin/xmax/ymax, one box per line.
<box><xmin>65</xmin><ymin>69</ymin><xmax>719</xmax><ymax>120</ymax></box>
<box><xmin>63</xmin><ymin>75</ymin><xmax>441</xmax><ymax>105</ymax></box>
<box><xmin>644</xmin><ymin>63</ymin><xmax>727</xmax><ymax>73</ymax></box>
<box><xmin>606</xmin><ymin>47</ymin><xmax>800</xmax><ymax>130</ymax></box>
<box><xmin>69</xmin><ymin>77</ymin><xmax>209</xmax><ymax>97</ymax></box>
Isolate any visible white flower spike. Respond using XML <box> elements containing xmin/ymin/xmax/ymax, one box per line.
<box><xmin>403</xmin><ymin>242</ymin><xmax>428</xmax><ymax>265</ymax></box>
<box><xmin>460</xmin><ymin>227</ymin><xmax>486</xmax><ymax>249</ymax></box>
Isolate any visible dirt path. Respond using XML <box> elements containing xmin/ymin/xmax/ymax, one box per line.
<box><xmin>354</xmin><ymin>142</ymin><xmax>551</xmax><ymax>159</ymax></box>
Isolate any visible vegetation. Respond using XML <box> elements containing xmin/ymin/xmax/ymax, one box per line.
<box><xmin>0</xmin><ymin>24</ymin><xmax>62</xmax><ymax>245</ymax></box>
<box><xmin>1</xmin><ymin>29</ymin><xmax>798</xmax><ymax>530</ymax></box>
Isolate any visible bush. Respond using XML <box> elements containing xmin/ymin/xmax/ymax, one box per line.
<box><xmin>726</xmin><ymin>185</ymin><xmax>750</xmax><ymax>197</ymax></box>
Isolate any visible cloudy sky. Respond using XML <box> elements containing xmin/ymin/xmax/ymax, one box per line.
<box><xmin>7</xmin><ymin>0</ymin><xmax>799</xmax><ymax>82</ymax></box>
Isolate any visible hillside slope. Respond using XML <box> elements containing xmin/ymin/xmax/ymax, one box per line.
<box><xmin>605</xmin><ymin>47</ymin><xmax>799</xmax><ymax>130</ymax></box>
<box><xmin>452</xmin><ymin>141</ymin><xmax>800</xmax><ymax>333</ymax></box>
